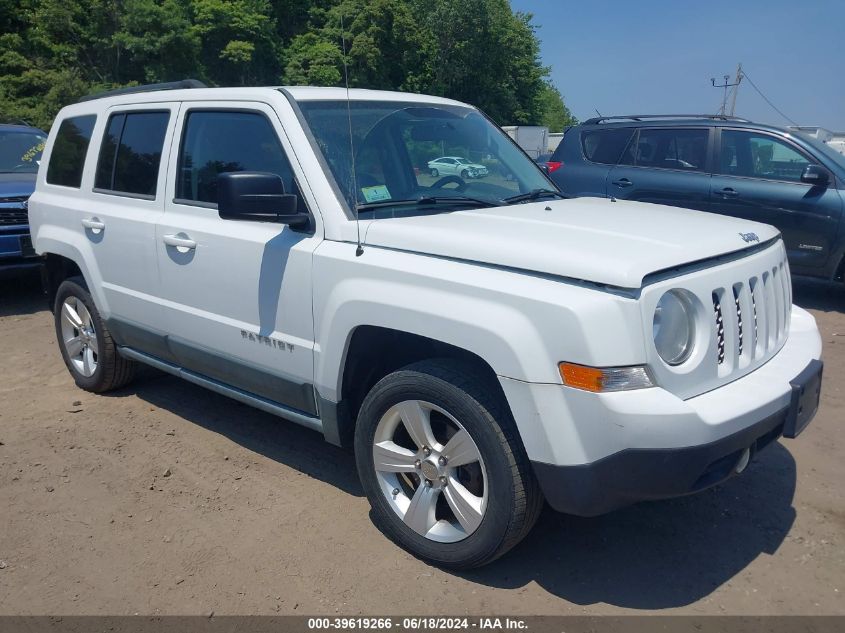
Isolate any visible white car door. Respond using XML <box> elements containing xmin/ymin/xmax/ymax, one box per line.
<box><xmin>77</xmin><ymin>105</ymin><xmax>177</xmax><ymax>346</ymax></box>
<box><xmin>155</xmin><ymin>102</ymin><xmax>321</xmax><ymax>416</ymax></box>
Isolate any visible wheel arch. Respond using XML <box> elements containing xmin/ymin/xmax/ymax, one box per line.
<box><xmin>42</xmin><ymin>251</ymin><xmax>96</xmax><ymax>313</ymax></box>
<box><xmin>36</xmin><ymin>227</ymin><xmax>106</xmax><ymax>314</ymax></box>
<box><xmin>321</xmin><ymin>325</ymin><xmax>511</xmax><ymax>448</ymax></box>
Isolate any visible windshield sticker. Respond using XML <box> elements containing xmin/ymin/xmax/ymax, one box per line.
<box><xmin>361</xmin><ymin>185</ymin><xmax>391</xmax><ymax>203</ymax></box>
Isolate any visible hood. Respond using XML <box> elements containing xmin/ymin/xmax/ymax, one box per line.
<box><xmin>363</xmin><ymin>197</ymin><xmax>780</xmax><ymax>289</ymax></box>
<box><xmin>0</xmin><ymin>173</ymin><xmax>36</xmax><ymax>199</ymax></box>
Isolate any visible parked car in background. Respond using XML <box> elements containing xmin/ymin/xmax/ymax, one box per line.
<box><xmin>549</xmin><ymin>115</ymin><xmax>845</xmax><ymax>284</ymax></box>
<box><xmin>427</xmin><ymin>156</ymin><xmax>488</xmax><ymax>179</ymax></box>
<box><xmin>1</xmin><ymin>123</ymin><xmax>47</xmax><ymax>275</ymax></box>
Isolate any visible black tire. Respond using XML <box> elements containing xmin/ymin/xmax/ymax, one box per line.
<box><xmin>460</xmin><ymin>169</ymin><xmax>470</xmax><ymax>179</ymax></box>
<box><xmin>429</xmin><ymin>168</ymin><xmax>439</xmax><ymax>177</ymax></box>
<box><xmin>354</xmin><ymin>359</ymin><xmax>542</xmax><ymax>569</ymax></box>
<box><xmin>54</xmin><ymin>276</ymin><xmax>136</xmax><ymax>393</ymax></box>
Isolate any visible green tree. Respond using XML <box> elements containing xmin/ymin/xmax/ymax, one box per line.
<box><xmin>114</xmin><ymin>0</ymin><xmax>201</xmax><ymax>83</ymax></box>
<box><xmin>0</xmin><ymin>0</ymin><xmax>576</xmax><ymax>131</ymax></box>
<box><xmin>282</xmin><ymin>0</ymin><xmax>432</xmax><ymax>92</ymax></box>
<box><xmin>411</xmin><ymin>0</ymin><xmax>548</xmax><ymax>124</ymax></box>
<box><xmin>190</xmin><ymin>0</ymin><xmax>280</xmax><ymax>85</ymax></box>
<box><xmin>537</xmin><ymin>81</ymin><xmax>577</xmax><ymax>132</ymax></box>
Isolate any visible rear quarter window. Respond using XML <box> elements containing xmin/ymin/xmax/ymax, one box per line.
<box><xmin>46</xmin><ymin>115</ymin><xmax>97</xmax><ymax>188</ymax></box>
<box><xmin>580</xmin><ymin>128</ymin><xmax>635</xmax><ymax>165</ymax></box>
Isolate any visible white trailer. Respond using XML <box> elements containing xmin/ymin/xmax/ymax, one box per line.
<box><xmin>789</xmin><ymin>126</ymin><xmax>845</xmax><ymax>157</ymax></box>
<box><xmin>501</xmin><ymin>125</ymin><xmax>549</xmax><ymax>158</ymax></box>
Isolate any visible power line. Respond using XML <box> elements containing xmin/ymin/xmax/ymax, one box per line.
<box><xmin>741</xmin><ymin>68</ymin><xmax>799</xmax><ymax>126</ymax></box>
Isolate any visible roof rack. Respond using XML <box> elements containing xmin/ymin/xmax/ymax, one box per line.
<box><xmin>582</xmin><ymin>114</ymin><xmax>750</xmax><ymax>125</ymax></box>
<box><xmin>78</xmin><ymin>79</ymin><xmax>208</xmax><ymax>103</ymax></box>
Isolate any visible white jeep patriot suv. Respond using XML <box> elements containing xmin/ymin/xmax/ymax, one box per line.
<box><xmin>28</xmin><ymin>82</ymin><xmax>823</xmax><ymax>569</ymax></box>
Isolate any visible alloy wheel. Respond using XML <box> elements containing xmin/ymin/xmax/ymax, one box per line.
<box><xmin>372</xmin><ymin>400</ymin><xmax>487</xmax><ymax>543</ymax></box>
<box><xmin>60</xmin><ymin>296</ymin><xmax>98</xmax><ymax>377</ymax></box>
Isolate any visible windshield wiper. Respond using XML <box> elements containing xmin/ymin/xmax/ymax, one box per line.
<box><xmin>503</xmin><ymin>189</ymin><xmax>568</xmax><ymax>204</ymax></box>
<box><xmin>357</xmin><ymin>195</ymin><xmax>502</xmax><ymax>212</ymax></box>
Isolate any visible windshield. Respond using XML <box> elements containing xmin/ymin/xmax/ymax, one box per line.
<box><xmin>296</xmin><ymin>100</ymin><xmax>553</xmax><ymax>216</ymax></box>
<box><xmin>0</xmin><ymin>129</ymin><xmax>47</xmax><ymax>174</ymax></box>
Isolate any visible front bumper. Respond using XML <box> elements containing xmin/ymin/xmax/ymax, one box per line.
<box><xmin>534</xmin><ymin>360</ymin><xmax>819</xmax><ymax>516</ymax></box>
<box><xmin>500</xmin><ymin>306</ymin><xmax>823</xmax><ymax>516</ymax></box>
<box><xmin>0</xmin><ymin>226</ymin><xmax>41</xmax><ymax>274</ymax></box>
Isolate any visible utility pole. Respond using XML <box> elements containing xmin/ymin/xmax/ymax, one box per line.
<box><xmin>711</xmin><ymin>64</ymin><xmax>743</xmax><ymax>116</ymax></box>
<box><xmin>728</xmin><ymin>63</ymin><xmax>743</xmax><ymax>116</ymax></box>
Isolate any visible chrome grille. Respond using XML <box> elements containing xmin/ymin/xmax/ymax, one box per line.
<box><xmin>713</xmin><ymin>292</ymin><xmax>726</xmax><ymax>364</ymax></box>
<box><xmin>733</xmin><ymin>286</ymin><xmax>743</xmax><ymax>356</ymax></box>
<box><xmin>712</xmin><ymin>257</ymin><xmax>790</xmax><ymax>374</ymax></box>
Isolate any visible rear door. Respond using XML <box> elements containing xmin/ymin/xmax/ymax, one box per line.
<box><xmin>552</xmin><ymin>127</ymin><xmax>634</xmax><ymax>197</ymax></box>
<box><xmin>156</xmin><ymin>102</ymin><xmax>321</xmax><ymax>415</ymax></box>
<box><xmin>82</xmin><ymin>105</ymin><xmax>176</xmax><ymax>341</ymax></box>
<box><xmin>710</xmin><ymin>128</ymin><xmax>842</xmax><ymax>269</ymax></box>
<box><xmin>606</xmin><ymin>127</ymin><xmax>712</xmax><ymax>211</ymax></box>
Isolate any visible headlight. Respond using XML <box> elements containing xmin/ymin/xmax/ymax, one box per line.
<box><xmin>653</xmin><ymin>290</ymin><xmax>695</xmax><ymax>365</ymax></box>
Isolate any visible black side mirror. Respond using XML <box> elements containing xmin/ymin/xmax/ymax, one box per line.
<box><xmin>801</xmin><ymin>164</ymin><xmax>830</xmax><ymax>186</ymax></box>
<box><xmin>218</xmin><ymin>172</ymin><xmax>310</xmax><ymax>228</ymax></box>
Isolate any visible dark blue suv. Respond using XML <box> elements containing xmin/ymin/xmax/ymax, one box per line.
<box><xmin>549</xmin><ymin>115</ymin><xmax>845</xmax><ymax>283</ymax></box>
<box><xmin>1</xmin><ymin>124</ymin><xmax>48</xmax><ymax>275</ymax></box>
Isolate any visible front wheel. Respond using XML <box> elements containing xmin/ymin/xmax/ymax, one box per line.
<box><xmin>429</xmin><ymin>168</ymin><xmax>439</xmax><ymax>177</ymax></box>
<box><xmin>354</xmin><ymin>359</ymin><xmax>542</xmax><ymax>569</ymax></box>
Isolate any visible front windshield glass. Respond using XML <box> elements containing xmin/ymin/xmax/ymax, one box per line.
<box><xmin>0</xmin><ymin>129</ymin><xmax>47</xmax><ymax>174</ymax></box>
<box><xmin>296</xmin><ymin>100</ymin><xmax>553</xmax><ymax>216</ymax></box>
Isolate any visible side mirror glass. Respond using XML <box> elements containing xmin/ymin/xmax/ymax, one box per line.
<box><xmin>217</xmin><ymin>172</ymin><xmax>310</xmax><ymax>227</ymax></box>
<box><xmin>801</xmin><ymin>164</ymin><xmax>830</xmax><ymax>186</ymax></box>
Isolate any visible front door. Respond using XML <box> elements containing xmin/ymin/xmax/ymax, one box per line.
<box><xmin>156</xmin><ymin>103</ymin><xmax>321</xmax><ymax>415</ymax></box>
<box><xmin>606</xmin><ymin>127</ymin><xmax>712</xmax><ymax>211</ymax></box>
<box><xmin>710</xmin><ymin>129</ymin><xmax>843</xmax><ymax>270</ymax></box>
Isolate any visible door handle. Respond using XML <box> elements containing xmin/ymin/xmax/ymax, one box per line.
<box><xmin>718</xmin><ymin>187</ymin><xmax>740</xmax><ymax>198</ymax></box>
<box><xmin>612</xmin><ymin>178</ymin><xmax>633</xmax><ymax>188</ymax></box>
<box><xmin>162</xmin><ymin>234</ymin><xmax>197</xmax><ymax>250</ymax></box>
<box><xmin>81</xmin><ymin>217</ymin><xmax>105</xmax><ymax>232</ymax></box>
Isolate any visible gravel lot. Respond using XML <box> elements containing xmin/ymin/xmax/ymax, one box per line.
<box><xmin>1</xmin><ymin>271</ymin><xmax>843</xmax><ymax>615</ymax></box>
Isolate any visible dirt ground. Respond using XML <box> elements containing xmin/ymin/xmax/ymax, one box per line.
<box><xmin>1</xmin><ymin>271</ymin><xmax>843</xmax><ymax>615</ymax></box>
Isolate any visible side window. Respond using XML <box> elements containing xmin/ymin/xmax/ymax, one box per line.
<box><xmin>719</xmin><ymin>130</ymin><xmax>811</xmax><ymax>182</ymax></box>
<box><xmin>581</xmin><ymin>128</ymin><xmax>635</xmax><ymax>165</ymax></box>
<box><xmin>46</xmin><ymin>115</ymin><xmax>97</xmax><ymax>188</ymax></box>
<box><xmin>628</xmin><ymin>128</ymin><xmax>708</xmax><ymax>171</ymax></box>
<box><xmin>176</xmin><ymin>111</ymin><xmax>300</xmax><ymax>206</ymax></box>
<box><xmin>95</xmin><ymin>111</ymin><xmax>170</xmax><ymax>196</ymax></box>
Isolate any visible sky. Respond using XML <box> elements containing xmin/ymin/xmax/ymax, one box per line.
<box><xmin>510</xmin><ymin>0</ymin><xmax>845</xmax><ymax>131</ymax></box>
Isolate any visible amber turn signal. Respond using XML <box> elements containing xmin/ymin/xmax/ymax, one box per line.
<box><xmin>559</xmin><ymin>362</ymin><xmax>654</xmax><ymax>393</ymax></box>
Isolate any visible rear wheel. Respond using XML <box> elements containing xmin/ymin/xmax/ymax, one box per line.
<box><xmin>354</xmin><ymin>359</ymin><xmax>542</xmax><ymax>569</ymax></box>
<box><xmin>54</xmin><ymin>277</ymin><xmax>136</xmax><ymax>393</ymax></box>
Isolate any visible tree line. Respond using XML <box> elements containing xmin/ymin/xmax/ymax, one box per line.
<box><xmin>0</xmin><ymin>0</ymin><xmax>576</xmax><ymax>131</ymax></box>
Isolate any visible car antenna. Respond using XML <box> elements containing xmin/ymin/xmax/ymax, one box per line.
<box><xmin>340</xmin><ymin>12</ymin><xmax>363</xmax><ymax>257</ymax></box>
